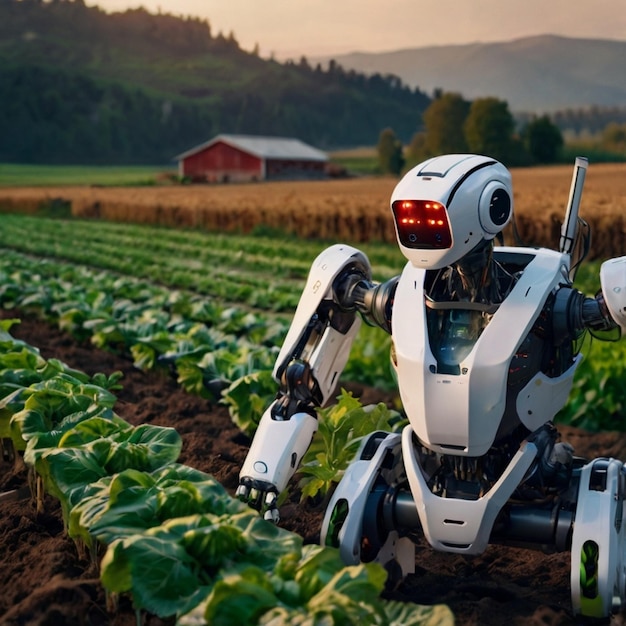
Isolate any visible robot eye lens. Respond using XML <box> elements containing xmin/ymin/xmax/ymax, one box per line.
<box><xmin>489</xmin><ymin>189</ymin><xmax>511</xmax><ymax>226</ymax></box>
<box><xmin>392</xmin><ymin>200</ymin><xmax>452</xmax><ymax>250</ymax></box>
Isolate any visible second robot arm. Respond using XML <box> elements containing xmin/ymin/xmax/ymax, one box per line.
<box><xmin>236</xmin><ymin>243</ymin><xmax>396</xmax><ymax>521</ymax></box>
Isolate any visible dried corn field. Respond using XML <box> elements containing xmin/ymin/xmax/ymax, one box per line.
<box><xmin>1</xmin><ymin>163</ymin><xmax>625</xmax><ymax>258</ymax></box>
<box><xmin>511</xmin><ymin>163</ymin><xmax>626</xmax><ymax>260</ymax></box>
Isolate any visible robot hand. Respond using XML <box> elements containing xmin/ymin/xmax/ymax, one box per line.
<box><xmin>235</xmin><ymin>478</ymin><xmax>281</xmax><ymax>522</ymax></box>
<box><xmin>236</xmin><ymin>402</ymin><xmax>318</xmax><ymax>522</ymax></box>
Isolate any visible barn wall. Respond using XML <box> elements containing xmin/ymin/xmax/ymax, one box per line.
<box><xmin>265</xmin><ymin>159</ymin><xmax>326</xmax><ymax>180</ymax></box>
<box><xmin>182</xmin><ymin>141</ymin><xmax>263</xmax><ymax>182</ymax></box>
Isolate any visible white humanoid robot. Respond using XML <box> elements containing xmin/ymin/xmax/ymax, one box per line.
<box><xmin>237</xmin><ymin>154</ymin><xmax>626</xmax><ymax>618</ymax></box>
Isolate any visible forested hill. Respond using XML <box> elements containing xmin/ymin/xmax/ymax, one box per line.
<box><xmin>0</xmin><ymin>0</ymin><xmax>430</xmax><ymax>165</ymax></box>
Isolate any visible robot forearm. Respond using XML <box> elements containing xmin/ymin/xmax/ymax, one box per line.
<box><xmin>237</xmin><ymin>402</ymin><xmax>318</xmax><ymax>521</ymax></box>
<box><xmin>271</xmin><ymin>244</ymin><xmax>373</xmax><ymax>408</ymax></box>
<box><xmin>270</xmin><ymin>246</ymin><xmax>397</xmax><ymax>410</ymax></box>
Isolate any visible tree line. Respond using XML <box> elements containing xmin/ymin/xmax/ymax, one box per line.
<box><xmin>377</xmin><ymin>91</ymin><xmax>626</xmax><ymax>175</ymax></box>
<box><xmin>0</xmin><ymin>62</ymin><xmax>431</xmax><ymax>165</ymax></box>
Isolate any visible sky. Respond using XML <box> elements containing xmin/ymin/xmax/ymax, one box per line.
<box><xmin>86</xmin><ymin>0</ymin><xmax>626</xmax><ymax>60</ymax></box>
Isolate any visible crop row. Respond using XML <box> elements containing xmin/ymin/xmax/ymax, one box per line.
<box><xmin>0</xmin><ymin>321</ymin><xmax>452</xmax><ymax>624</ymax></box>
<box><xmin>0</xmin><ymin>243</ymin><xmax>402</xmax><ymax>520</ymax></box>
<box><xmin>0</xmin><ymin>212</ymin><xmax>405</xmax><ymax>271</ymax></box>
<box><xmin>0</xmin><ymin>246</ymin><xmax>396</xmax><ymax>420</ymax></box>
<box><xmin>0</xmin><ymin>214</ymin><xmax>402</xmax><ymax>313</ymax></box>
<box><xmin>0</xmin><ymin>249</ymin><xmax>284</xmax><ymax>417</ymax></box>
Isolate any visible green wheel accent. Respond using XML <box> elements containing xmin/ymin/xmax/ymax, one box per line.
<box><xmin>325</xmin><ymin>498</ymin><xmax>349</xmax><ymax>547</ymax></box>
<box><xmin>579</xmin><ymin>540</ymin><xmax>604</xmax><ymax>617</ymax></box>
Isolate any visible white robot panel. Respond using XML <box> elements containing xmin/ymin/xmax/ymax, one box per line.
<box><xmin>600</xmin><ymin>256</ymin><xmax>626</xmax><ymax>335</ymax></box>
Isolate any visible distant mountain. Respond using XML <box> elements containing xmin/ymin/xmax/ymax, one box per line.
<box><xmin>0</xmin><ymin>0</ymin><xmax>430</xmax><ymax>164</ymax></box>
<box><xmin>313</xmin><ymin>35</ymin><xmax>626</xmax><ymax>113</ymax></box>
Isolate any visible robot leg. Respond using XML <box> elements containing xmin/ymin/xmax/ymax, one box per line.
<box><xmin>570</xmin><ymin>457</ymin><xmax>626</xmax><ymax>618</ymax></box>
<box><xmin>320</xmin><ymin>431</ymin><xmax>416</xmax><ymax>581</ymax></box>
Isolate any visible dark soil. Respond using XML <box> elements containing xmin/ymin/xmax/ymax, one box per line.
<box><xmin>2</xmin><ymin>312</ymin><xmax>626</xmax><ymax>625</ymax></box>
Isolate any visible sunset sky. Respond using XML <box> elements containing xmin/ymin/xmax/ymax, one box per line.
<box><xmin>86</xmin><ymin>0</ymin><xmax>626</xmax><ymax>59</ymax></box>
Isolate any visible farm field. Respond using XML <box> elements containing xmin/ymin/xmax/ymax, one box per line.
<box><xmin>4</xmin><ymin>304</ymin><xmax>626</xmax><ymax>625</ymax></box>
<box><xmin>1</xmin><ymin>162</ymin><xmax>626</xmax><ymax>624</ymax></box>
<box><xmin>0</xmin><ymin>163</ymin><xmax>174</xmax><ymax>187</ymax></box>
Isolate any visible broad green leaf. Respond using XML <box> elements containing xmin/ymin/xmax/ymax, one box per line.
<box><xmin>230</xmin><ymin>511</ymin><xmax>303</xmax><ymax>571</ymax></box>
<box><xmin>153</xmin><ymin>464</ymin><xmax>245</xmax><ymax>518</ymax></box>
<box><xmin>381</xmin><ymin>600</ymin><xmax>455</xmax><ymax>626</ymax></box>
<box><xmin>175</xmin><ymin>358</ymin><xmax>217</xmax><ymax>399</ymax></box>
<box><xmin>101</xmin><ymin>534</ymin><xmax>209</xmax><ymax>617</ymax></box>
<box><xmin>58</xmin><ymin>414</ymin><xmax>130</xmax><ymax>448</ymax></box>
<box><xmin>203</xmin><ymin>568</ymin><xmax>278</xmax><ymax>626</ymax></box>
<box><xmin>0</xmin><ymin>346</ymin><xmax>44</xmax><ymax>372</ymax></box>
<box><xmin>67</xmin><ymin>474</ymin><xmax>115</xmax><ymax>547</ymax></box>
<box><xmin>68</xmin><ymin>469</ymin><xmax>161</xmax><ymax>545</ymax></box>
<box><xmin>130</xmin><ymin>341</ymin><xmax>159</xmax><ymax>370</ymax></box>
<box><xmin>37</xmin><ymin>358</ymin><xmax>91</xmax><ymax>383</ymax></box>
<box><xmin>99</xmin><ymin>539</ymin><xmax>135</xmax><ymax>593</ymax></box>
<box><xmin>33</xmin><ymin>439</ymin><xmax>113</xmax><ymax>515</ymax></box>
<box><xmin>10</xmin><ymin>407</ymin><xmax>50</xmax><ymax>444</ymax></box>
<box><xmin>221</xmin><ymin>370</ymin><xmax>277</xmax><ymax>436</ymax></box>
<box><xmin>181</xmin><ymin>523</ymin><xmax>246</xmax><ymax>571</ymax></box>
<box><xmin>22</xmin><ymin>405</ymin><xmax>118</xmax><ymax>462</ymax></box>
<box><xmin>294</xmin><ymin>544</ymin><xmax>364</xmax><ymax>601</ymax></box>
<box><xmin>155</xmin><ymin>479</ymin><xmax>242</xmax><ymax>520</ymax></box>
<box><xmin>102</xmin><ymin>423</ymin><xmax>182</xmax><ymax>473</ymax></box>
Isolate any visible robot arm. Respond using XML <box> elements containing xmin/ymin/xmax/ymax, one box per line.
<box><xmin>236</xmin><ymin>244</ymin><xmax>395</xmax><ymax>522</ymax></box>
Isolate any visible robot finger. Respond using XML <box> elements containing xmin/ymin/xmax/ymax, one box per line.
<box><xmin>263</xmin><ymin>492</ymin><xmax>280</xmax><ymax>523</ymax></box>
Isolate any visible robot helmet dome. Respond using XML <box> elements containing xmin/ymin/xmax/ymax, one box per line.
<box><xmin>390</xmin><ymin>154</ymin><xmax>513</xmax><ymax>269</ymax></box>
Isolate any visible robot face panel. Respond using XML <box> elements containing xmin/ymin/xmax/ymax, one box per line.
<box><xmin>391</xmin><ymin>199</ymin><xmax>452</xmax><ymax>250</ymax></box>
<box><xmin>390</xmin><ymin>154</ymin><xmax>513</xmax><ymax>269</ymax></box>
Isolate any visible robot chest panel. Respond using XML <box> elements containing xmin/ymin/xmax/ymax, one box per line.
<box><xmin>389</xmin><ymin>266</ymin><xmax>535</xmax><ymax>454</ymax></box>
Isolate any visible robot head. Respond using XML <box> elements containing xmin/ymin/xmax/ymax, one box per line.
<box><xmin>390</xmin><ymin>154</ymin><xmax>513</xmax><ymax>269</ymax></box>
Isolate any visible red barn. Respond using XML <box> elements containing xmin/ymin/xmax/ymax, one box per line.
<box><xmin>174</xmin><ymin>134</ymin><xmax>329</xmax><ymax>183</ymax></box>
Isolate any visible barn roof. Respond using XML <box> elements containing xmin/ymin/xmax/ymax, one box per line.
<box><xmin>174</xmin><ymin>134</ymin><xmax>328</xmax><ymax>162</ymax></box>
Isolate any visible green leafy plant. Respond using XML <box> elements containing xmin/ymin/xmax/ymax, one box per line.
<box><xmin>181</xmin><ymin>543</ymin><xmax>453</xmax><ymax>626</ymax></box>
<box><xmin>1</xmin><ymin>322</ymin><xmax>453</xmax><ymax>625</ymax></box>
<box><xmin>556</xmin><ymin>337</ymin><xmax>626</xmax><ymax>431</ymax></box>
<box><xmin>221</xmin><ymin>370</ymin><xmax>278</xmax><ymax>437</ymax></box>
<box><xmin>298</xmin><ymin>389</ymin><xmax>406</xmax><ymax>503</ymax></box>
